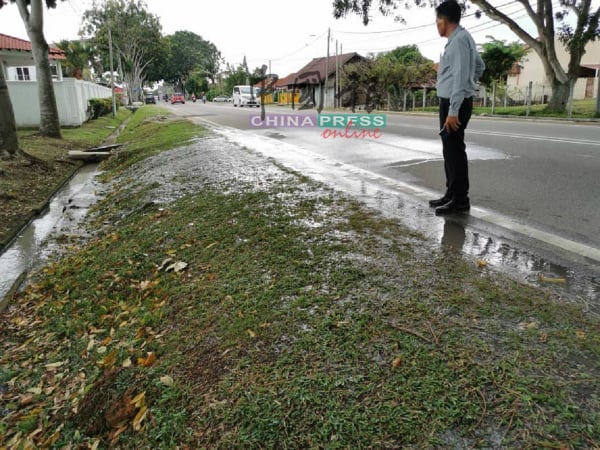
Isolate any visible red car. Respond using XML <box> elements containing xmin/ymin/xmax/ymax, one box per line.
<box><xmin>170</xmin><ymin>93</ymin><xmax>185</xmax><ymax>104</ymax></box>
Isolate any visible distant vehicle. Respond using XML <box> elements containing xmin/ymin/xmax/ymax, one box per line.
<box><xmin>170</xmin><ymin>93</ymin><xmax>185</xmax><ymax>104</ymax></box>
<box><xmin>144</xmin><ymin>93</ymin><xmax>156</xmax><ymax>104</ymax></box>
<box><xmin>212</xmin><ymin>95</ymin><xmax>231</xmax><ymax>102</ymax></box>
<box><xmin>232</xmin><ymin>85</ymin><xmax>260</xmax><ymax>107</ymax></box>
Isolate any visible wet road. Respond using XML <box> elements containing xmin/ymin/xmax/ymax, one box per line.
<box><xmin>168</xmin><ymin>101</ymin><xmax>600</xmax><ymax>268</ymax></box>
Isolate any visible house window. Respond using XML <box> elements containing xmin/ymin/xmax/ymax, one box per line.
<box><xmin>50</xmin><ymin>64</ymin><xmax>58</xmax><ymax>79</ymax></box>
<box><xmin>16</xmin><ymin>67</ymin><xmax>31</xmax><ymax>81</ymax></box>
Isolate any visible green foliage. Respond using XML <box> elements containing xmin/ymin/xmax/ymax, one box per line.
<box><xmin>80</xmin><ymin>0</ymin><xmax>163</xmax><ymax>101</ymax></box>
<box><xmin>162</xmin><ymin>31</ymin><xmax>221</xmax><ymax>92</ymax></box>
<box><xmin>87</xmin><ymin>97</ymin><xmax>117</xmax><ymax>119</ymax></box>
<box><xmin>480</xmin><ymin>40</ymin><xmax>528</xmax><ymax>86</ymax></box>
<box><xmin>340</xmin><ymin>45</ymin><xmax>437</xmax><ymax>110</ymax></box>
<box><xmin>55</xmin><ymin>39</ymin><xmax>95</xmax><ymax>80</ymax></box>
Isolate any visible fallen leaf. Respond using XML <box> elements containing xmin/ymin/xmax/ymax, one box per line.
<box><xmin>539</xmin><ymin>332</ymin><xmax>548</xmax><ymax>343</ymax></box>
<box><xmin>392</xmin><ymin>357</ymin><xmax>402</xmax><ymax>368</ymax></box>
<box><xmin>165</xmin><ymin>261</ymin><xmax>188</xmax><ymax>273</ymax></box>
<box><xmin>132</xmin><ymin>405</ymin><xmax>148</xmax><ymax>431</ymax></box>
<box><xmin>122</xmin><ymin>358</ymin><xmax>132</xmax><ymax>368</ymax></box>
<box><xmin>138</xmin><ymin>352</ymin><xmax>157</xmax><ymax>367</ymax></box>
<box><xmin>27</xmin><ymin>387</ymin><xmax>42</xmax><ymax>395</ymax></box>
<box><xmin>476</xmin><ymin>259</ymin><xmax>488</xmax><ymax>268</ymax></box>
<box><xmin>538</xmin><ymin>275</ymin><xmax>567</xmax><ymax>284</ymax></box>
<box><xmin>576</xmin><ymin>330</ymin><xmax>585</xmax><ymax>339</ymax></box>
<box><xmin>44</xmin><ymin>361</ymin><xmax>66</xmax><ymax>370</ymax></box>
<box><xmin>157</xmin><ymin>257</ymin><xmax>174</xmax><ymax>271</ymax></box>
<box><xmin>246</xmin><ymin>329</ymin><xmax>256</xmax><ymax>338</ymax></box>
<box><xmin>139</xmin><ymin>280</ymin><xmax>154</xmax><ymax>291</ymax></box>
<box><xmin>131</xmin><ymin>391</ymin><xmax>146</xmax><ymax>408</ymax></box>
<box><xmin>160</xmin><ymin>375</ymin><xmax>175</xmax><ymax>387</ymax></box>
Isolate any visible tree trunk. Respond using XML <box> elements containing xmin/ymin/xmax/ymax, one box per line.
<box><xmin>547</xmin><ymin>78</ymin><xmax>571</xmax><ymax>112</ymax></box>
<box><xmin>0</xmin><ymin>62</ymin><xmax>20</xmax><ymax>159</ymax></box>
<box><xmin>29</xmin><ymin>31</ymin><xmax>62</xmax><ymax>138</ymax></box>
<box><xmin>17</xmin><ymin>0</ymin><xmax>62</xmax><ymax>138</ymax></box>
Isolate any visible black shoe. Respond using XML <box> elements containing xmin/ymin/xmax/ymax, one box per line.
<box><xmin>429</xmin><ymin>196</ymin><xmax>451</xmax><ymax>208</ymax></box>
<box><xmin>435</xmin><ymin>199</ymin><xmax>470</xmax><ymax>215</ymax></box>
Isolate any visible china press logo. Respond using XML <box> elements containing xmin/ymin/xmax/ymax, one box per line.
<box><xmin>250</xmin><ymin>113</ymin><xmax>386</xmax><ymax>139</ymax></box>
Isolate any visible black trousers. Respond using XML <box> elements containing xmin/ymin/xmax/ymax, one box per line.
<box><xmin>438</xmin><ymin>97</ymin><xmax>473</xmax><ymax>202</ymax></box>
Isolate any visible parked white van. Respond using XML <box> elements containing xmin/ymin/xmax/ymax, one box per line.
<box><xmin>232</xmin><ymin>85</ymin><xmax>260</xmax><ymax>107</ymax></box>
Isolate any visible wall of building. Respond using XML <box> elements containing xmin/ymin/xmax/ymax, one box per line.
<box><xmin>507</xmin><ymin>40</ymin><xmax>600</xmax><ymax>101</ymax></box>
<box><xmin>7</xmin><ymin>78</ymin><xmax>112</xmax><ymax>127</ymax></box>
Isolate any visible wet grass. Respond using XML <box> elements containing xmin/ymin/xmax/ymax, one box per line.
<box><xmin>1</xmin><ymin>109</ymin><xmax>599</xmax><ymax>449</ymax></box>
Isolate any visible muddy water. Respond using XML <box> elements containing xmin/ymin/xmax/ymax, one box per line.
<box><xmin>0</xmin><ymin>164</ymin><xmax>103</xmax><ymax>302</ymax></box>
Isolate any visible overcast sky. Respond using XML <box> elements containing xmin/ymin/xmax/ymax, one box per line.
<box><xmin>0</xmin><ymin>0</ymin><xmax>574</xmax><ymax>77</ymax></box>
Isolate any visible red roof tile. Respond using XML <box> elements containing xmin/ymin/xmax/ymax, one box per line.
<box><xmin>0</xmin><ymin>33</ymin><xmax>66</xmax><ymax>60</ymax></box>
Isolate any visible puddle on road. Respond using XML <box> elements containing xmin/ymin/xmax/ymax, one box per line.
<box><xmin>207</xmin><ymin>123</ymin><xmax>600</xmax><ymax>312</ymax></box>
<box><xmin>0</xmin><ymin>164</ymin><xmax>103</xmax><ymax>302</ymax></box>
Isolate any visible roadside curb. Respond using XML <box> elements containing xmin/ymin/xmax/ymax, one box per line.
<box><xmin>0</xmin><ymin>272</ymin><xmax>27</xmax><ymax>313</ymax></box>
<box><xmin>0</xmin><ymin>161</ymin><xmax>84</xmax><ymax>253</ymax></box>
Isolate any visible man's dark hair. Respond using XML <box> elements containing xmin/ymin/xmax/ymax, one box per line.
<box><xmin>436</xmin><ymin>0</ymin><xmax>462</xmax><ymax>24</ymax></box>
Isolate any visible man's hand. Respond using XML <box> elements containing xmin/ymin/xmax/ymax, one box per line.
<box><xmin>444</xmin><ymin>115</ymin><xmax>461</xmax><ymax>132</ymax></box>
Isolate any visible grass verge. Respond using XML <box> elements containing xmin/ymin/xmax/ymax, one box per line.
<box><xmin>1</xmin><ymin>108</ymin><xmax>599</xmax><ymax>449</ymax></box>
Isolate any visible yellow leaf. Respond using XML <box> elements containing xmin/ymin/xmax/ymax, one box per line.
<box><xmin>160</xmin><ymin>375</ymin><xmax>175</xmax><ymax>387</ymax></box>
<box><xmin>476</xmin><ymin>259</ymin><xmax>488</xmax><ymax>268</ymax></box>
<box><xmin>27</xmin><ymin>387</ymin><xmax>42</xmax><ymax>395</ymax></box>
<box><xmin>392</xmin><ymin>357</ymin><xmax>402</xmax><ymax>368</ymax></box>
<box><xmin>246</xmin><ymin>329</ymin><xmax>256</xmax><ymax>338</ymax></box>
<box><xmin>576</xmin><ymin>330</ymin><xmax>585</xmax><ymax>339</ymax></box>
<box><xmin>538</xmin><ymin>275</ymin><xmax>567</xmax><ymax>284</ymax></box>
<box><xmin>131</xmin><ymin>391</ymin><xmax>146</xmax><ymax>408</ymax></box>
<box><xmin>44</xmin><ymin>361</ymin><xmax>65</xmax><ymax>369</ymax></box>
<box><xmin>132</xmin><ymin>405</ymin><xmax>148</xmax><ymax>431</ymax></box>
<box><xmin>122</xmin><ymin>358</ymin><xmax>132</xmax><ymax>368</ymax></box>
<box><xmin>99</xmin><ymin>350</ymin><xmax>118</xmax><ymax>368</ymax></box>
<box><xmin>139</xmin><ymin>280</ymin><xmax>153</xmax><ymax>291</ymax></box>
<box><xmin>138</xmin><ymin>352</ymin><xmax>157</xmax><ymax>367</ymax></box>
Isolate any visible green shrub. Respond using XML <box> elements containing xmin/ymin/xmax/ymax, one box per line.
<box><xmin>88</xmin><ymin>97</ymin><xmax>117</xmax><ymax>120</ymax></box>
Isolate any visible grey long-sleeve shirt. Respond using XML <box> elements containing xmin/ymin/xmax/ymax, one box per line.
<box><xmin>436</xmin><ymin>26</ymin><xmax>485</xmax><ymax>116</ymax></box>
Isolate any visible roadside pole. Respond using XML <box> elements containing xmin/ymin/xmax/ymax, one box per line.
<box><xmin>108</xmin><ymin>23</ymin><xmax>117</xmax><ymax>116</ymax></box>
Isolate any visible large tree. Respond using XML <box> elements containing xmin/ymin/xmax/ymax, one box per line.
<box><xmin>81</xmin><ymin>0</ymin><xmax>163</xmax><ymax>104</ymax></box>
<box><xmin>162</xmin><ymin>31</ymin><xmax>221</xmax><ymax>93</ymax></box>
<box><xmin>0</xmin><ymin>0</ymin><xmax>63</xmax><ymax>157</ymax></box>
<box><xmin>332</xmin><ymin>0</ymin><xmax>600</xmax><ymax>112</ymax></box>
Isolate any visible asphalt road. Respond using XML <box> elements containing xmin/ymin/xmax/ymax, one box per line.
<box><xmin>165</xmin><ymin>100</ymin><xmax>600</xmax><ymax>259</ymax></box>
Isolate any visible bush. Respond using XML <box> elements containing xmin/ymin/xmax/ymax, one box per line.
<box><xmin>88</xmin><ymin>97</ymin><xmax>118</xmax><ymax>120</ymax></box>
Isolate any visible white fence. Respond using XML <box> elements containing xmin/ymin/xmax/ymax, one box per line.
<box><xmin>7</xmin><ymin>78</ymin><xmax>112</xmax><ymax>128</ymax></box>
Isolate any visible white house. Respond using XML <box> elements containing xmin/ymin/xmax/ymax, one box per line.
<box><xmin>1</xmin><ymin>32</ymin><xmax>112</xmax><ymax>127</ymax></box>
<box><xmin>507</xmin><ymin>38</ymin><xmax>600</xmax><ymax>103</ymax></box>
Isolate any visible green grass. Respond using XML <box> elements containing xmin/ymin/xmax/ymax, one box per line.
<box><xmin>1</xmin><ymin>109</ymin><xmax>598</xmax><ymax>449</ymax></box>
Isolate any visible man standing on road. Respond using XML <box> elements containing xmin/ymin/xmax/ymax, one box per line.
<box><xmin>429</xmin><ymin>0</ymin><xmax>485</xmax><ymax>215</ymax></box>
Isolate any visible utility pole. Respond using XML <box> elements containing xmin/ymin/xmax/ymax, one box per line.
<box><xmin>335</xmin><ymin>40</ymin><xmax>339</xmax><ymax>108</ymax></box>
<box><xmin>324</xmin><ymin>28</ymin><xmax>330</xmax><ymax>109</ymax></box>
<box><xmin>108</xmin><ymin>19</ymin><xmax>117</xmax><ymax>116</ymax></box>
<box><xmin>596</xmin><ymin>64</ymin><xmax>600</xmax><ymax>117</ymax></box>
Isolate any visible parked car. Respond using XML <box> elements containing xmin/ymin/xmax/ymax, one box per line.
<box><xmin>212</xmin><ymin>95</ymin><xmax>231</xmax><ymax>102</ymax></box>
<box><xmin>144</xmin><ymin>94</ymin><xmax>156</xmax><ymax>104</ymax></box>
<box><xmin>170</xmin><ymin>93</ymin><xmax>185</xmax><ymax>104</ymax></box>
